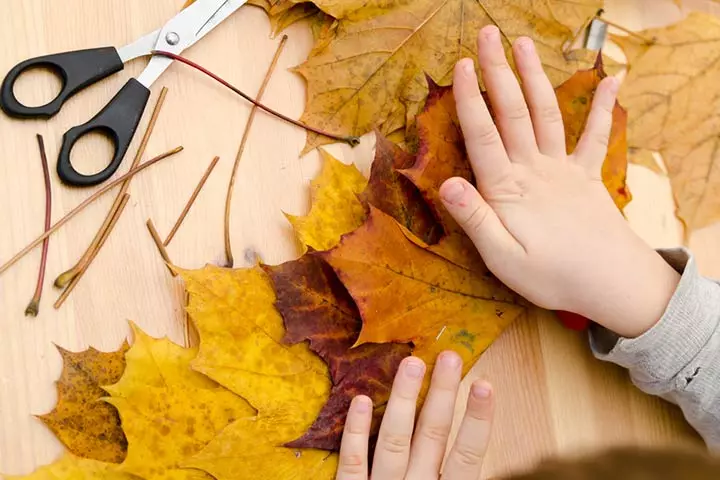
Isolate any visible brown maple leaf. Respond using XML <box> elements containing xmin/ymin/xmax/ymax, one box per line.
<box><xmin>319</xmin><ymin>205</ymin><xmax>525</xmax><ymax>373</ymax></box>
<box><xmin>295</xmin><ymin>0</ymin><xmax>608</xmax><ymax>152</ymax></box>
<box><xmin>38</xmin><ymin>343</ymin><xmax>130</xmax><ymax>464</ymax></box>
<box><xmin>266</xmin><ymin>254</ymin><xmax>411</xmax><ymax>450</ymax></box>
<box><xmin>614</xmin><ymin>12</ymin><xmax>720</xmax><ymax>231</ymax></box>
<box><xmin>360</xmin><ymin>132</ymin><xmax>441</xmax><ymax>245</ymax></box>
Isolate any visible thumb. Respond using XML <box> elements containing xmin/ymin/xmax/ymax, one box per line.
<box><xmin>439</xmin><ymin>177</ymin><xmax>521</xmax><ymax>259</ymax></box>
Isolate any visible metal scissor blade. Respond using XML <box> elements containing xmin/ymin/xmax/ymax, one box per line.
<box><xmin>194</xmin><ymin>0</ymin><xmax>249</xmax><ymax>43</ymax></box>
<box><xmin>117</xmin><ymin>29</ymin><xmax>161</xmax><ymax>63</ymax></box>
<box><xmin>135</xmin><ymin>0</ymin><xmax>246</xmax><ymax>88</ymax></box>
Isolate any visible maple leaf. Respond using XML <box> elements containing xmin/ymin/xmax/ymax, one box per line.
<box><xmin>319</xmin><ymin>205</ymin><xmax>525</xmax><ymax>375</ymax></box>
<box><xmin>614</xmin><ymin>12</ymin><xmax>720</xmax><ymax>230</ymax></box>
<box><xmin>360</xmin><ymin>133</ymin><xmax>441</xmax><ymax>245</ymax></box>
<box><xmin>6</xmin><ymin>454</ymin><xmax>141</xmax><ymax>480</ymax></box>
<box><xmin>556</xmin><ymin>55</ymin><xmax>632</xmax><ymax>211</ymax></box>
<box><xmin>104</xmin><ymin>325</ymin><xmax>254</xmax><ymax>480</ymax></box>
<box><xmin>38</xmin><ymin>343</ymin><xmax>129</xmax><ymax>464</ymax></box>
<box><xmin>285</xmin><ymin>150</ymin><xmax>367</xmax><ymax>252</ymax></box>
<box><xmin>399</xmin><ymin>79</ymin><xmax>486</xmax><ymax>271</ymax></box>
<box><xmin>295</xmin><ymin>0</ymin><xmax>608</xmax><ymax>152</ymax></box>
<box><xmin>265</xmin><ymin>254</ymin><xmax>411</xmax><ymax>450</ymax></box>
<box><xmin>179</xmin><ymin>266</ymin><xmax>337</xmax><ymax>480</ymax></box>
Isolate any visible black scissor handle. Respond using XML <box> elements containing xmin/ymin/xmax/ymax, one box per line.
<box><xmin>58</xmin><ymin>78</ymin><xmax>150</xmax><ymax>187</ymax></box>
<box><xmin>0</xmin><ymin>47</ymin><xmax>124</xmax><ymax>118</ymax></box>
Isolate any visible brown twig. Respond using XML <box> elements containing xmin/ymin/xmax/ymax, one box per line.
<box><xmin>224</xmin><ymin>35</ymin><xmax>288</xmax><ymax>267</ymax></box>
<box><xmin>55</xmin><ymin>87</ymin><xmax>169</xmax><ymax>288</ymax></box>
<box><xmin>54</xmin><ymin>194</ymin><xmax>131</xmax><ymax>309</ymax></box>
<box><xmin>151</xmin><ymin>50</ymin><xmax>360</xmax><ymax>147</ymax></box>
<box><xmin>25</xmin><ymin>134</ymin><xmax>52</xmax><ymax>317</ymax></box>
<box><xmin>594</xmin><ymin>16</ymin><xmax>655</xmax><ymax>45</ymax></box>
<box><xmin>146</xmin><ymin>219</ymin><xmax>175</xmax><ymax>276</ymax></box>
<box><xmin>0</xmin><ymin>147</ymin><xmax>183</xmax><ymax>276</ymax></box>
<box><xmin>165</xmin><ymin>156</ymin><xmax>220</xmax><ymax>247</ymax></box>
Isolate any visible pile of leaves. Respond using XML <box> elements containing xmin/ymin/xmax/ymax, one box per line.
<box><xmin>15</xmin><ymin>0</ymin><xmax>720</xmax><ymax>478</ymax></box>
<box><xmin>14</xmin><ymin>57</ymin><xmax>629</xmax><ymax>478</ymax></box>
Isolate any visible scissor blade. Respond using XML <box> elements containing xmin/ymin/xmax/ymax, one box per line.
<box><xmin>194</xmin><ymin>0</ymin><xmax>249</xmax><ymax>43</ymax></box>
<box><xmin>118</xmin><ymin>29</ymin><xmax>161</xmax><ymax>63</ymax></box>
<box><xmin>135</xmin><ymin>0</ymin><xmax>247</xmax><ymax>88</ymax></box>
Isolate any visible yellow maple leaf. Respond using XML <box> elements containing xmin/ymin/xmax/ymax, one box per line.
<box><xmin>615</xmin><ymin>12</ymin><xmax>720</xmax><ymax>230</ymax></box>
<box><xmin>104</xmin><ymin>325</ymin><xmax>254</xmax><ymax>480</ymax></box>
<box><xmin>285</xmin><ymin>150</ymin><xmax>367</xmax><ymax>252</ymax></box>
<box><xmin>179</xmin><ymin>266</ymin><xmax>336</xmax><ymax>480</ymax></box>
<box><xmin>5</xmin><ymin>454</ymin><xmax>140</xmax><ymax>480</ymax></box>
<box><xmin>296</xmin><ymin>0</ymin><xmax>605</xmax><ymax>152</ymax></box>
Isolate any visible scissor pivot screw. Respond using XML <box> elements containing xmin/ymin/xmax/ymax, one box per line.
<box><xmin>165</xmin><ymin>32</ymin><xmax>180</xmax><ymax>46</ymax></box>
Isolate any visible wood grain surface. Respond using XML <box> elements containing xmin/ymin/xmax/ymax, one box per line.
<box><xmin>0</xmin><ymin>0</ymin><xmax>717</xmax><ymax>477</ymax></box>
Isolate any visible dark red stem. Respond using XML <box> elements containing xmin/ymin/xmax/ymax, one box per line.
<box><xmin>26</xmin><ymin>134</ymin><xmax>52</xmax><ymax>317</ymax></box>
<box><xmin>151</xmin><ymin>50</ymin><xmax>360</xmax><ymax>147</ymax></box>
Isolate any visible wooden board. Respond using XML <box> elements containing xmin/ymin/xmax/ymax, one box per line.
<box><xmin>0</xmin><ymin>0</ymin><xmax>715</xmax><ymax>477</ymax></box>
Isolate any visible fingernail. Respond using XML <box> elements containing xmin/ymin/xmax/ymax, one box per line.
<box><xmin>439</xmin><ymin>351</ymin><xmax>461</xmax><ymax>369</ymax></box>
<box><xmin>441</xmin><ymin>180</ymin><xmax>465</xmax><ymax>205</ymax></box>
<box><xmin>483</xmin><ymin>25</ymin><xmax>500</xmax><ymax>41</ymax></box>
<box><xmin>404</xmin><ymin>358</ymin><xmax>425</xmax><ymax>378</ymax></box>
<box><xmin>354</xmin><ymin>396</ymin><xmax>371</xmax><ymax>414</ymax></box>
<box><xmin>517</xmin><ymin>37</ymin><xmax>534</xmax><ymax>53</ymax></box>
<box><xmin>461</xmin><ymin>58</ymin><xmax>475</xmax><ymax>77</ymax></box>
<box><xmin>472</xmin><ymin>382</ymin><xmax>492</xmax><ymax>399</ymax></box>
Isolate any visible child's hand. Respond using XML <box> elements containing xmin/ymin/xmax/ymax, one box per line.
<box><xmin>336</xmin><ymin>352</ymin><xmax>493</xmax><ymax>480</ymax></box>
<box><xmin>439</xmin><ymin>26</ymin><xmax>680</xmax><ymax>338</ymax></box>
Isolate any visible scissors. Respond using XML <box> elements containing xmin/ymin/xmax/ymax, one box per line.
<box><xmin>0</xmin><ymin>0</ymin><xmax>247</xmax><ymax>187</ymax></box>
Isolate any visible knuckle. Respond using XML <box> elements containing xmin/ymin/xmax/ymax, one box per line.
<box><xmin>461</xmin><ymin>204</ymin><xmax>490</xmax><ymax>237</ymax></box>
<box><xmin>419</xmin><ymin>424</ymin><xmax>451</xmax><ymax>443</ymax></box>
<box><xmin>339</xmin><ymin>454</ymin><xmax>365</xmax><ymax>474</ymax></box>
<box><xmin>503</xmin><ymin>103</ymin><xmax>531</xmax><ymax>121</ymax></box>
<box><xmin>592</xmin><ymin>130</ymin><xmax>611</xmax><ymax>147</ymax></box>
<box><xmin>380</xmin><ymin>433</ymin><xmax>412</xmax><ymax>454</ymax></box>
<box><xmin>537</xmin><ymin>104</ymin><xmax>563</xmax><ymax>124</ymax></box>
<box><xmin>452</xmin><ymin>444</ymin><xmax>485</xmax><ymax>467</ymax></box>
<box><xmin>468</xmin><ymin>124</ymin><xmax>501</xmax><ymax>147</ymax></box>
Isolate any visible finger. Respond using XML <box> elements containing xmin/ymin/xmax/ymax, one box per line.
<box><xmin>440</xmin><ymin>178</ymin><xmax>525</xmax><ymax>262</ymax></box>
<box><xmin>372</xmin><ymin>357</ymin><xmax>426</xmax><ymax>480</ymax></box>
<box><xmin>336</xmin><ymin>396</ymin><xmax>372</xmax><ymax>480</ymax></box>
<box><xmin>453</xmin><ymin>58</ymin><xmax>514</xmax><ymax>196</ymax></box>
<box><xmin>405</xmin><ymin>351</ymin><xmax>463</xmax><ymax>479</ymax></box>
<box><xmin>477</xmin><ymin>25</ymin><xmax>537</xmax><ymax>159</ymax></box>
<box><xmin>572</xmin><ymin>76</ymin><xmax>620</xmax><ymax>177</ymax></box>
<box><xmin>513</xmin><ymin>37</ymin><xmax>566</xmax><ymax>158</ymax></box>
<box><xmin>442</xmin><ymin>381</ymin><xmax>495</xmax><ymax>479</ymax></box>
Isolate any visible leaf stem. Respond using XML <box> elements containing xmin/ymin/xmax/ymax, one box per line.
<box><xmin>151</xmin><ymin>50</ymin><xmax>360</xmax><ymax>147</ymax></box>
<box><xmin>54</xmin><ymin>194</ymin><xmax>131</xmax><ymax>309</ymax></box>
<box><xmin>0</xmin><ymin>147</ymin><xmax>183</xmax><ymax>276</ymax></box>
<box><xmin>165</xmin><ymin>156</ymin><xmax>220</xmax><ymax>247</ymax></box>
<box><xmin>593</xmin><ymin>16</ymin><xmax>655</xmax><ymax>45</ymax></box>
<box><xmin>25</xmin><ymin>134</ymin><xmax>52</xmax><ymax>317</ymax></box>
<box><xmin>55</xmin><ymin>87</ymin><xmax>169</xmax><ymax>288</ymax></box>
<box><xmin>225</xmin><ymin>35</ymin><xmax>288</xmax><ymax>268</ymax></box>
<box><xmin>146</xmin><ymin>218</ymin><xmax>175</xmax><ymax>276</ymax></box>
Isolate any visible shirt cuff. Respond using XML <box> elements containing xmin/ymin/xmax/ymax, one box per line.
<box><xmin>590</xmin><ymin>248</ymin><xmax>720</xmax><ymax>385</ymax></box>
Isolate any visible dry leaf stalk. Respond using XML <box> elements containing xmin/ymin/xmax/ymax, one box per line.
<box><xmin>55</xmin><ymin>87</ymin><xmax>169</xmax><ymax>288</ymax></box>
<box><xmin>225</xmin><ymin>35</ymin><xmax>288</xmax><ymax>267</ymax></box>
<box><xmin>0</xmin><ymin>146</ymin><xmax>183</xmax><ymax>276</ymax></box>
<box><xmin>54</xmin><ymin>194</ymin><xmax>131</xmax><ymax>309</ymax></box>
<box><xmin>146</xmin><ymin>218</ymin><xmax>175</xmax><ymax>275</ymax></box>
<box><xmin>151</xmin><ymin>50</ymin><xmax>360</xmax><ymax>147</ymax></box>
<box><xmin>165</xmin><ymin>156</ymin><xmax>220</xmax><ymax>247</ymax></box>
<box><xmin>25</xmin><ymin>134</ymin><xmax>52</xmax><ymax>317</ymax></box>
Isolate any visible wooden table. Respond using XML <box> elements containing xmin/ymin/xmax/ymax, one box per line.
<box><xmin>0</xmin><ymin>0</ymin><xmax>717</xmax><ymax>477</ymax></box>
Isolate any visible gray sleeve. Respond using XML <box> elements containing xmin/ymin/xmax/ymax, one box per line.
<box><xmin>589</xmin><ymin>248</ymin><xmax>720</xmax><ymax>450</ymax></box>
